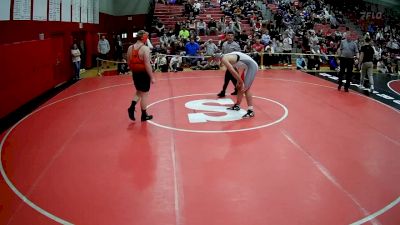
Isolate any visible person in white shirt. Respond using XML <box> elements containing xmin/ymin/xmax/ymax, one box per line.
<box><xmin>160</xmin><ymin>33</ymin><xmax>170</xmax><ymax>48</ymax></box>
<box><xmin>97</xmin><ymin>35</ymin><xmax>110</xmax><ymax>71</ymax></box>
<box><xmin>203</xmin><ymin>39</ymin><xmax>218</xmax><ymax>56</ymax></box>
<box><xmin>377</xmin><ymin>59</ymin><xmax>388</xmax><ymax>74</ymax></box>
<box><xmin>71</xmin><ymin>43</ymin><xmax>81</xmax><ymax>80</ymax></box>
<box><xmin>169</xmin><ymin>55</ymin><xmax>182</xmax><ymax>72</ymax></box>
<box><xmin>308</xmin><ymin>31</ymin><xmax>319</xmax><ymax>49</ymax></box>
<box><xmin>282</xmin><ymin>33</ymin><xmax>293</xmax><ymax>66</ymax></box>
<box><xmin>197</xmin><ymin>19</ymin><xmax>207</xmax><ymax>35</ymax></box>
<box><xmin>193</xmin><ymin>1</ymin><xmax>201</xmax><ymax>15</ymax></box>
<box><xmin>264</xmin><ymin>44</ymin><xmax>274</xmax><ymax>68</ymax></box>
<box><xmin>261</xmin><ymin>30</ymin><xmax>271</xmax><ymax>45</ymax></box>
<box><xmin>155</xmin><ymin>53</ymin><xmax>168</xmax><ymax>72</ymax></box>
<box><xmin>97</xmin><ymin>35</ymin><xmax>110</xmax><ymax>59</ymax></box>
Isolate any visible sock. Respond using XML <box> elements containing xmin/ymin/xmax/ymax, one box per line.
<box><xmin>248</xmin><ymin>106</ymin><xmax>254</xmax><ymax>111</ymax></box>
<box><xmin>130</xmin><ymin>100</ymin><xmax>137</xmax><ymax>109</ymax></box>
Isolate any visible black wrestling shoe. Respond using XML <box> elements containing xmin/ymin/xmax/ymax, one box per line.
<box><xmin>242</xmin><ymin>110</ymin><xmax>255</xmax><ymax>118</ymax></box>
<box><xmin>337</xmin><ymin>83</ymin><xmax>342</xmax><ymax>91</ymax></box>
<box><xmin>128</xmin><ymin>101</ymin><xmax>137</xmax><ymax>121</ymax></box>
<box><xmin>231</xmin><ymin>90</ymin><xmax>238</xmax><ymax>95</ymax></box>
<box><xmin>141</xmin><ymin>114</ymin><xmax>153</xmax><ymax>121</ymax></box>
<box><xmin>217</xmin><ymin>91</ymin><xmax>226</xmax><ymax>98</ymax></box>
<box><xmin>227</xmin><ymin>104</ymin><xmax>240</xmax><ymax>111</ymax></box>
<box><xmin>141</xmin><ymin>110</ymin><xmax>153</xmax><ymax>121</ymax></box>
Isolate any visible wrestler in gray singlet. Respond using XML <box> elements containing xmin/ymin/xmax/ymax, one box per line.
<box><xmin>224</xmin><ymin>51</ymin><xmax>258</xmax><ymax>90</ymax></box>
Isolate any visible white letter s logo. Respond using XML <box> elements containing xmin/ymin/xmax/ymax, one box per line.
<box><xmin>185</xmin><ymin>99</ymin><xmax>246</xmax><ymax>123</ymax></box>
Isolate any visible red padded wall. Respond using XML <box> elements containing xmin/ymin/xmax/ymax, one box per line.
<box><xmin>0</xmin><ymin>39</ymin><xmax>56</xmax><ymax>117</ymax></box>
<box><xmin>0</xmin><ymin>13</ymin><xmax>147</xmax><ymax>119</ymax></box>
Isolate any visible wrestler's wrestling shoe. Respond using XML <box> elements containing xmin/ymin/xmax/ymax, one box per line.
<box><xmin>141</xmin><ymin>111</ymin><xmax>153</xmax><ymax>121</ymax></box>
<box><xmin>242</xmin><ymin>110</ymin><xmax>255</xmax><ymax>118</ymax></box>
<box><xmin>227</xmin><ymin>104</ymin><xmax>240</xmax><ymax>111</ymax></box>
<box><xmin>141</xmin><ymin>115</ymin><xmax>153</xmax><ymax>121</ymax></box>
<box><xmin>128</xmin><ymin>101</ymin><xmax>136</xmax><ymax>121</ymax></box>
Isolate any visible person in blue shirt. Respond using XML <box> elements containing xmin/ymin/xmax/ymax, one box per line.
<box><xmin>185</xmin><ymin>38</ymin><xmax>200</xmax><ymax>66</ymax></box>
<box><xmin>296</xmin><ymin>55</ymin><xmax>306</xmax><ymax>70</ymax></box>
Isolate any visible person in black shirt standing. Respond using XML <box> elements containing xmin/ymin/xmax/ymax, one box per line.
<box><xmin>359</xmin><ymin>37</ymin><xmax>375</xmax><ymax>92</ymax></box>
<box><xmin>217</xmin><ymin>31</ymin><xmax>241</xmax><ymax>98</ymax></box>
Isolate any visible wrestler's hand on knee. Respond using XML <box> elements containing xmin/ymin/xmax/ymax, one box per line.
<box><xmin>236</xmin><ymin>80</ymin><xmax>244</xmax><ymax>91</ymax></box>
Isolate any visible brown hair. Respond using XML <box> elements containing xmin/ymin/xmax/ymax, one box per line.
<box><xmin>136</xmin><ymin>30</ymin><xmax>147</xmax><ymax>40</ymax></box>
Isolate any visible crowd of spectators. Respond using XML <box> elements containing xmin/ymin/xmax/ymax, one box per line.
<box><xmin>146</xmin><ymin>0</ymin><xmax>399</xmax><ymax>75</ymax></box>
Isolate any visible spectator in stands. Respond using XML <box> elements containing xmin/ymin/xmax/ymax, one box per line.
<box><xmin>282</xmin><ymin>33</ymin><xmax>293</xmax><ymax>66</ymax></box>
<box><xmin>230</xmin><ymin>20</ymin><xmax>242</xmax><ymax>37</ymax></box>
<box><xmin>203</xmin><ymin>39</ymin><xmax>219</xmax><ymax>56</ymax></box>
<box><xmin>308</xmin><ymin>44</ymin><xmax>321</xmax><ymax>70</ymax></box>
<box><xmin>155</xmin><ymin>53</ymin><xmax>168</xmax><ymax>72</ymax></box>
<box><xmin>179</xmin><ymin>26</ymin><xmax>190</xmax><ymax>42</ymax></box>
<box><xmin>328</xmin><ymin>56</ymin><xmax>339</xmax><ymax>71</ymax></box>
<box><xmin>308</xmin><ymin>30</ymin><xmax>319</xmax><ymax>49</ymax></box>
<box><xmin>254</xmin><ymin>18</ymin><xmax>263</xmax><ymax>32</ymax></box>
<box><xmin>249</xmin><ymin>13</ymin><xmax>257</xmax><ymax>27</ymax></box>
<box><xmin>193</xmin><ymin>0</ymin><xmax>201</xmax><ymax>15</ymax></box>
<box><xmin>337</xmin><ymin>32</ymin><xmax>359</xmax><ymax>92</ymax></box>
<box><xmin>251</xmin><ymin>37</ymin><xmax>264</xmax><ymax>66</ymax></box>
<box><xmin>261</xmin><ymin>29</ymin><xmax>271</xmax><ymax>45</ymax></box>
<box><xmin>192</xmin><ymin>34</ymin><xmax>202</xmax><ymax>44</ymax></box>
<box><xmin>153</xmin><ymin>44</ymin><xmax>165</xmax><ymax>55</ymax></box>
<box><xmin>207</xmin><ymin>18</ymin><xmax>218</xmax><ymax>35</ymax></box>
<box><xmin>264</xmin><ymin>43</ymin><xmax>274</xmax><ymax>69</ymax></box>
<box><xmin>387</xmin><ymin>38</ymin><xmax>399</xmax><ymax>54</ymax></box>
<box><xmin>372</xmin><ymin>43</ymin><xmax>381</xmax><ymax>60</ymax></box>
<box><xmin>217</xmin><ymin>16</ymin><xmax>226</xmax><ymax>34</ymax></box>
<box><xmin>175</xmin><ymin>21</ymin><xmax>182</xmax><ymax>36</ymax></box>
<box><xmin>169</xmin><ymin>54</ymin><xmax>183</xmax><ymax>72</ymax></box>
<box><xmin>197</xmin><ymin>19</ymin><xmax>207</xmax><ymax>36</ymax></box>
<box><xmin>377</xmin><ymin>59</ymin><xmax>389</xmax><ymax>74</ymax></box>
<box><xmin>184</xmin><ymin>2</ymin><xmax>193</xmax><ymax>18</ymax></box>
<box><xmin>243</xmin><ymin>38</ymin><xmax>253</xmax><ymax>53</ymax></box>
<box><xmin>275</xmin><ymin>40</ymin><xmax>283</xmax><ymax>64</ymax></box>
<box><xmin>188</xmin><ymin>19</ymin><xmax>197</xmax><ymax>33</ymax></box>
<box><xmin>155</xmin><ymin>22</ymin><xmax>165</xmax><ymax>37</ymax></box>
<box><xmin>192</xmin><ymin>54</ymin><xmax>220</xmax><ymax>70</ymax></box>
<box><xmin>117</xmin><ymin>59</ymin><xmax>129</xmax><ymax>75</ymax></box>
<box><xmin>233</xmin><ymin>7</ymin><xmax>242</xmax><ymax>19</ymax></box>
<box><xmin>185</xmin><ymin>37</ymin><xmax>200</xmax><ymax>65</ymax></box>
<box><xmin>160</xmin><ymin>33</ymin><xmax>170</xmax><ymax>49</ymax></box>
<box><xmin>296</xmin><ymin>55</ymin><xmax>307</xmax><ymax>70</ymax></box>
<box><xmin>237</xmin><ymin>30</ymin><xmax>249</xmax><ymax>48</ymax></box>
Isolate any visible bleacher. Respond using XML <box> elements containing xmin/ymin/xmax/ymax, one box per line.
<box><xmin>151</xmin><ymin>0</ymin><xmax>252</xmax><ymax>46</ymax></box>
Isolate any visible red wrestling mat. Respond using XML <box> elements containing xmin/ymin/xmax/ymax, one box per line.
<box><xmin>1</xmin><ymin>70</ymin><xmax>399</xmax><ymax>225</ymax></box>
<box><xmin>388</xmin><ymin>80</ymin><xmax>400</xmax><ymax>96</ymax></box>
<box><xmin>101</xmin><ymin>70</ymin><xmax>118</xmax><ymax>76</ymax></box>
